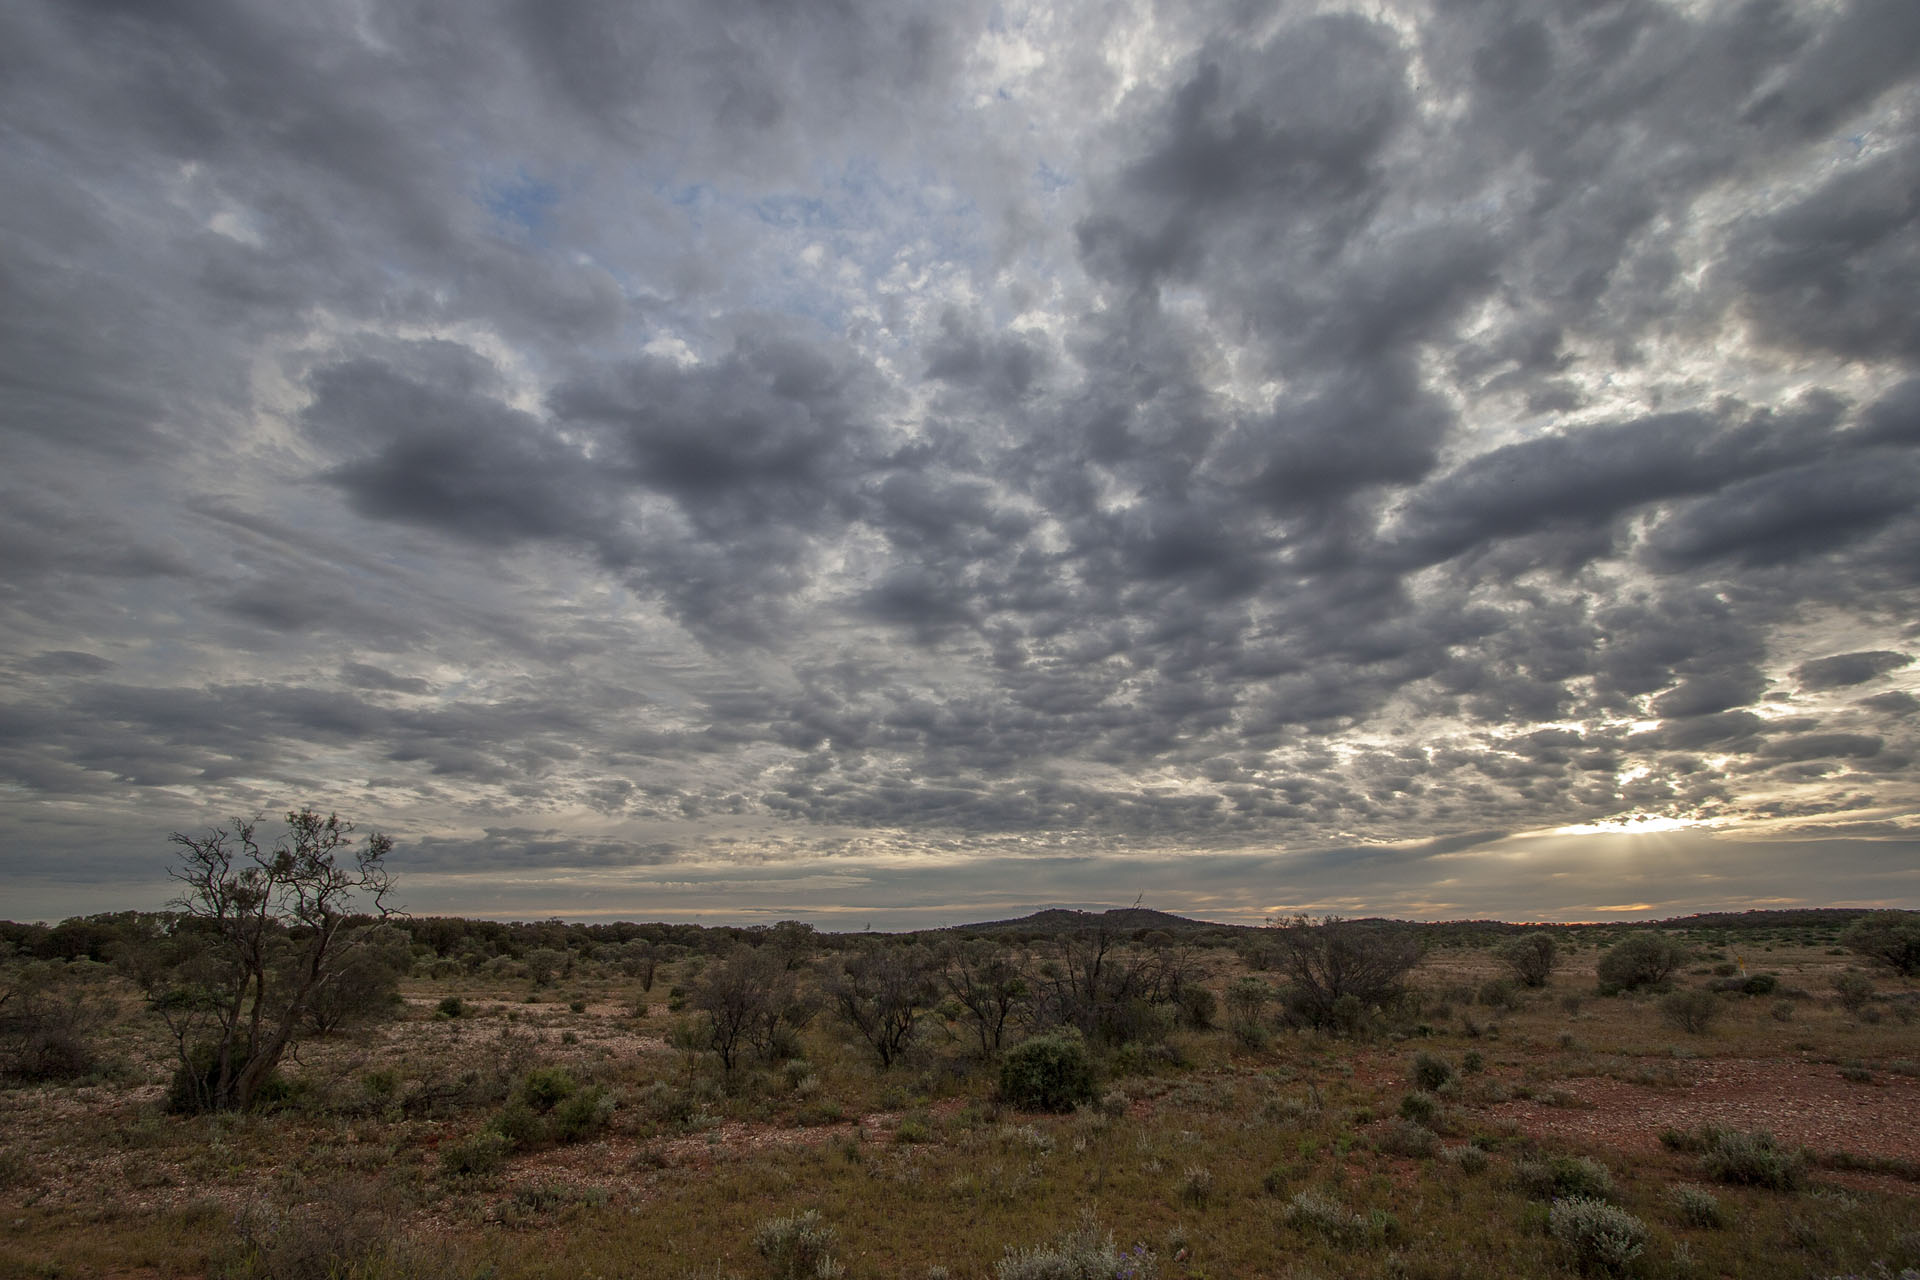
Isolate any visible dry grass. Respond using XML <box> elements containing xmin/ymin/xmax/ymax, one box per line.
<box><xmin>2</xmin><ymin>930</ymin><xmax>1917</xmax><ymax>1279</ymax></box>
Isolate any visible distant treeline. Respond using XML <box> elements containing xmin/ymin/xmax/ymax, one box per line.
<box><xmin>0</xmin><ymin>905</ymin><xmax>1874</xmax><ymax>968</ymax></box>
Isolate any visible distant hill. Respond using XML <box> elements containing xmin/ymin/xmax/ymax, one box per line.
<box><xmin>925</xmin><ymin>906</ymin><xmax>1250</xmax><ymax>938</ymax></box>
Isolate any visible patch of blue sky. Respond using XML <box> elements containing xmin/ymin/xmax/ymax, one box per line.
<box><xmin>481</xmin><ymin>171</ymin><xmax>562</xmax><ymax>243</ymax></box>
<box><xmin>1034</xmin><ymin>160</ymin><xmax>1073</xmax><ymax>194</ymax></box>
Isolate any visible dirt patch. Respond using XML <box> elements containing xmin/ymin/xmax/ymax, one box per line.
<box><xmin>1491</xmin><ymin>1057</ymin><xmax>1920</xmax><ymax>1163</ymax></box>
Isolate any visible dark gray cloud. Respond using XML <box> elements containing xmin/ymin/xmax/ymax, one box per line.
<box><xmin>1796</xmin><ymin>651</ymin><xmax>1914</xmax><ymax>690</ymax></box>
<box><xmin>2</xmin><ymin>0</ymin><xmax>1917</xmax><ymax>923</ymax></box>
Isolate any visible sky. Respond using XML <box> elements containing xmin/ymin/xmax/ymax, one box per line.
<box><xmin>3</xmin><ymin>0</ymin><xmax>1918</xmax><ymax>930</ymax></box>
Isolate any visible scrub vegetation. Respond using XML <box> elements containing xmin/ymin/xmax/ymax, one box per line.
<box><xmin>3</xmin><ymin>881</ymin><xmax>1918</xmax><ymax>1279</ymax></box>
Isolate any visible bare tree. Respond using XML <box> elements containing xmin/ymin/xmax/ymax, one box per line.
<box><xmin>825</xmin><ymin>943</ymin><xmax>934</xmax><ymax>1068</ymax></box>
<box><xmin>938</xmin><ymin>938</ymin><xmax>1028</xmax><ymax>1056</ymax></box>
<box><xmin>1027</xmin><ymin>924</ymin><xmax>1189</xmax><ymax>1045</ymax></box>
<box><xmin>1267</xmin><ymin>915</ymin><xmax>1422</xmax><ymax>1030</ymax></box>
<box><xmin>691</xmin><ymin>944</ymin><xmax>794</xmax><ymax>1072</ymax></box>
<box><xmin>150</xmin><ymin>809</ymin><xmax>397</xmax><ymax>1111</ymax></box>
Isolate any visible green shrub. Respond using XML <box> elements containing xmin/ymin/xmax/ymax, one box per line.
<box><xmin>754</xmin><ymin>1209</ymin><xmax>845</xmax><ymax>1280</ymax></box>
<box><xmin>552</xmin><ymin>1085</ymin><xmax>613</xmax><ymax>1142</ymax></box>
<box><xmin>1697</xmin><ymin>1127</ymin><xmax>1806</xmax><ymax>1191</ymax></box>
<box><xmin>1549</xmin><ymin>1196</ymin><xmax>1648</xmax><ymax>1275</ymax></box>
<box><xmin>1441</xmin><ymin>1144</ymin><xmax>1488</xmax><ymax>1174</ymax></box>
<box><xmin>439</xmin><ymin>1129</ymin><xmax>512</xmax><ymax>1178</ymax></box>
<box><xmin>1399</xmin><ymin>1091</ymin><xmax>1440</xmax><ymax>1125</ymax></box>
<box><xmin>1667</xmin><ymin>1184</ymin><xmax>1723</xmax><ymax>1229</ymax></box>
<box><xmin>999</xmin><ymin>1035</ymin><xmax>1095</xmax><ymax>1113</ymax></box>
<box><xmin>1174</xmin><ymin>984</ymin><xmax>1215</xmax><ymax>1030</ymax></box>
<box><xmin>491</xmin><ymin>1098</ymin><xmax>544</xmax><ymax>1148</ymax></box>
<box><xmin>1839</xmin><ymin>910</ymin><xmax>1920</xmax><ymax>976</ymax></box>
<box><xmin>1596</xmin><ymin>934</ymin><xmax>1686</xmax><ymax>992</ymax></box>
<box><xmin>1495</xmin><ymin>932</ymin><xmax>1559</xmax><ymax>987</ymax></box>
<box><xmin>165</xmin><ymin>1042</ymin><xmax>290</xmax><ymax>1115</ymax></box>
<box><xmin>519</xmin><ymin>1066</ymin><xmax>577</xmax><ymax>1113</ymax></box>
<box><xmin>1410</xmin><ymin>1051</ymin><xmax>1456</xmax><ymax>1092</ymax></box>
<box><xmin>1376</xmin><ymin>1118</ymin><xmax>1439</xmax><ymax>1159</ymax></box>
<box><xmin>1516</xmin><ymin>1155</ymin><xmax>1616</xmax><ymax>1201</ymax></box>
<box><xmin>1478</xmin><ymin>978</ymin><xmax>1520</xmax><ymax>1011</ymax></box>
<box><xmin>1741</xmin><ymin>973</ymin><xmax>1777</xmax><ymax>996</ymax></box>
<box><xmin>1661</xmin><ymin>988</ymin><xmax>1720</xmax><ymax>1034</ymax></box>
<box><xmin>1283</xmin><ymin>1190</ymin><xmax>1397</xmax><ymax>1246</ymax></box>
<box><xmin>994</xmin><ymin>1222</ymin><xmax>1158</xmax><ymax>1280</ymax></box>
<box><xmin>435</xmin><ymin>995</ymin><xmax>464</xmax><ymax>1019</ymax></box>
<box><xmin>1832</xmin><ymin>971</ymin><xmax>1875</xmax><ymax>1014</ymax></box>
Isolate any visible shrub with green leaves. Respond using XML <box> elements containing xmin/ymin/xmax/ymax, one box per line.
<box><xmin>1516</xmin><ymin>1155</ymin><xmax>1616</xmax><ymax>1201</ymax></box>
<box><xmin>994</xmin><ymin>1222</ymin><xmax>1157</xmax><ymax>1280</ymax></box>
<box><xmin>1000</xmin><ymin>1034</ymin><xmax>1095</xmax><ymax>1113</ymax></box>
<box><xmin>1549</xmin><ymin>1196</ymin><xmax>1648</xmax><ymax>1275</ymax></box>
<box><xmin>1661</xmin><ymin>988</ymin><xmax>1720</xmax><ymax>1034</ymax></box>
<box><xmin>552</xmin><ymin>1085</ymin><xmax>613</xmax><ymax>1141</ymax></box>
<box><xmin>1409</xmin><ymin>1050</ymin><xmax>1456</xmax><ymax>1092</ymax></box>
<box><xmin>1399</xmin><ymin>1090</ymin><xmax>1440</xmax><ymax>1125</ymax></box>
<box><xmin>1832</xmin><ymin>971</ymin><xmax>1875</xmax><ymax>1014</ymax></box>
<box><xmin>754</xmin><ymin>1209</ymin><xmax>845</xmax><ymax>1280</ymax></box>
<box><xmin>439</xmin><ymin>1128</ymin><xmax>512</xmax><ymax>1179</ymax></box>
<box><xmin>1697</xmin><ymin>1127</ymin><xmax>1806</xmax><ymax>1191</ymax></box>
<box><xmin>1283</xmin><ymin>1190</ymin><xmax>1397</xmax><ymax>1247</ymax></box>
<box><xmin>519</xmin><ymin>1066</ymin><xmax>578</xmax><ymax>1112</ymax></box>
<box><xmin>1668</xmin><ymin>1184</ymin><xmax>1723</xmax><ymax>1229</ymax></box>
<box><xmin>1376</xmin><ymin>1117</ymin><xmax>1439</xmax><ymax>1159</ymax></box>
<box><xmin>1839</xmin><ymin>910</ymin><xmax>1920</xmax><ymax>976</ymax></box>
<box><xmin>1596</xmin><ymin>934</ymin><xmax>1686</xmax><ymax>993</ymax></box>
<box><xmin>1495</xmin><ymin>932</ymin><xmax>1559</xmax><ymax>987</ymax></box>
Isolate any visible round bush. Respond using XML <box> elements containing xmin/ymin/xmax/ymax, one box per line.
<box><xmin>1550</xmin><ymin>1196</ymin><xmax>1648</xmax><ymax>1274</ymax></box>
<box><xmin>1595</xmin><ymin>934</ymin><xmax>1686</xmax><ymax>993</ymax></box>
<box><xmin>1661</xmin><ymin>988</ymin><xmax>1720</xmax><ymax>1034</ymax></box>
<box><xmin>999</xmin><ymin>1035</ymin><xmax>1095</xmax><ymax>1112</ymax></box>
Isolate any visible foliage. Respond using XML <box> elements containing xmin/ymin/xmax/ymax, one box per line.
<box><xmin>938</xmin><ymin>938</ymin><xmax>1029</xmax><ymax>1056</ymax></box>
<box><xmin>1595</xmin><ymin>934</ymin><xmax>1686</xmax><ymax>993</ymax></box>
<box><xmin>439</xmin><ymin>1128</ymin><xmax>512</xmax><ymax>1179</ymax></box>
<box><xmin>1839</xmin><ymin>911</ymin><xmax>1920</xmax><ymax>976</ymax></box>
<box><xmin>522</xmin><ymin>947</ymin><xmax>570</xmax><ymax>986</ymax></box>
<box><xmin>1266</xmin><ymin>916</ymin><xmax>1423</xmax><ymax>1029</ymax></box>
<box><xmin>0</xmin><ymin>967</ymin><xmax>102</xmax><ymax>1082</ymax></box>
<box><xmin>1660</xmin><ymin>988</ymin><xmax>1720</xmax><ymax>1034</ymax></box>
<box><xmin>1283</xmin><ymin>1190</ymin><xmax>1398</xmax><ymax>1246</ymax></box>
<box><xmin>994</xmin><ymin>1222</ymin><xmax>1158</xmax><ymax>1280</ymax></box>
<box><xmin>1409</xmin><ymin>1051</ymin><xmax>1456</xmax><ymax>1092</ymax></box>
<box><xmin>692</xmin><ymin>945</ymin><xmax>814</xmax><ymax>1072</ymax></box>
<box><xmin>519</xmin><ymin>1066</ymin><xmax>578</xmax><ymax>1112</ymax></box>
<box><xmin>1494</xmin><ymin>932</ymin><xmax>1559</xmax><ymax>987</ymax></box>
<box><xmin>149</xmin><ymin>809</ymin><xmax>397</xmax><ymax>1112</ymax></box>
<box><xmin>753</xmin><ymin>1209</ymin><xmax>846</xmax><ymax>1280</ymax></box>
<box><xmin>1000</xmin><ymin>1034</ymin><xmax>1095</xmax><ymax>1112</ymax></box>
<box><xmin>824</xmin><ymin>942</ymin><xmax>934</xmax><ymax>1068</ymax></box>
<box><xmin>303</xmin><ymin>924</ymin><xmax>410</xmax><ymax>1033</ymax></box>
<box><xmin>1696</xmin><ymin>1127</ymin><xmax>1806</xmax><ymax>1191</ymax></box>
<box><xmin>1026</xmin><ymin>925</ymin><xmax>1195</xmax><ymax>1046</ymax></box>
<box><xmin>1831</xmin><ymin>971</ymin><xmax>1875</xmax><ymax>1014</ymax></box>
<box><xmin>1224</xmin><ymin>976</ymin><xmax>1270</xmax><ymax>1047</ymax></box>
<box><xmin>1515</xmin><ymin>1155</ymin><xmax>1616</xmax><ymax>1202</ymax></box>
<box><xmin>1667</xmin><ymin>1184</ymin><xmax>1723</xmax><ymax>1229</ymax></box>
<box><xmin>1549</xmin><ymin>1196</ymin><xmax>1649</xmax><ymax>1275</ymax></box>
<box><xmin>1377</xmin><ymin>1117</ymin><xmax>1440</xmax><ymax>1158</ymax></box>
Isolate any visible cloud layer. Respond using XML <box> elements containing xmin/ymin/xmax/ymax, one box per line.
<box><xmin>3</xmin><ymin>0</ymin><xmax>1917</xmax><ymax>924</ymax></box>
